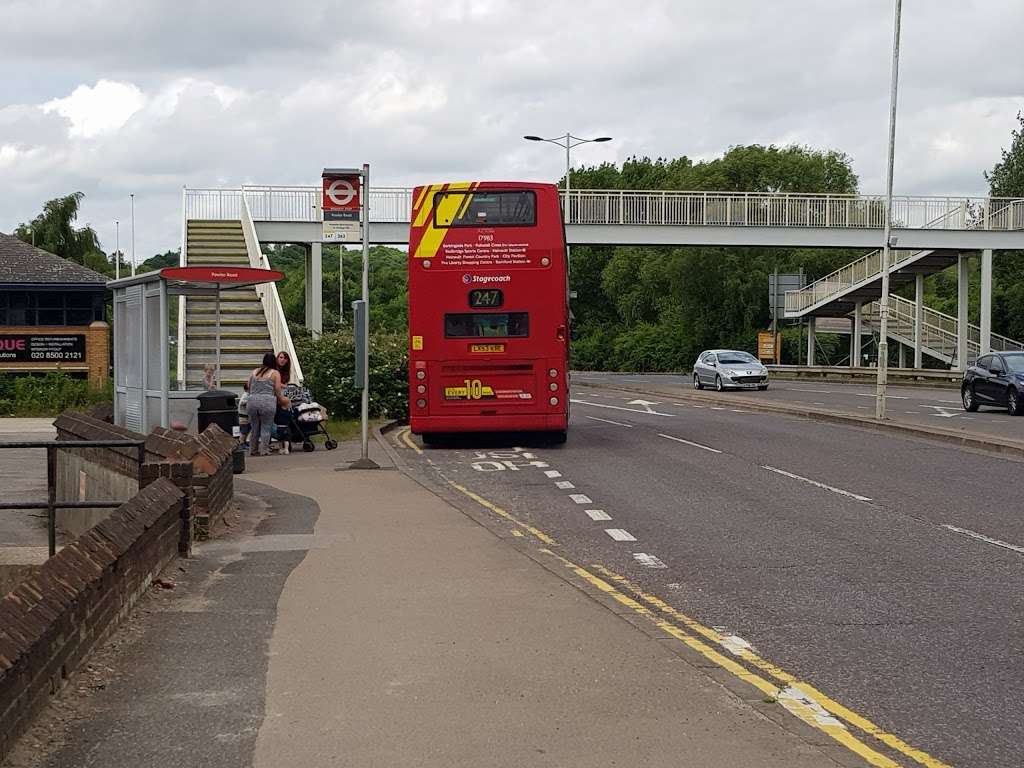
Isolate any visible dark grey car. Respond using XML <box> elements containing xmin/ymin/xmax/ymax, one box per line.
<box><xmin>961</xmin><ymin>351</ymin><xmax>1024</xmax><ymax>415</ymax></box>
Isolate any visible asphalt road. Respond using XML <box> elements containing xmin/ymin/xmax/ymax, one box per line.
<box><xmin>573</xmin><ymin>372</ymin><xmax>1024</xmax><ymax>444</ymax></box>
<box><xmin>396</xmin><ymin>387</ymin><xmax>1024</xmax><ymax>768</ymax></box>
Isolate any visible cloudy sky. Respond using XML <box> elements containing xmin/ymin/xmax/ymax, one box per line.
<box><xmin>1</xmin><ymin>0</ymin><xmax>1022</xmax><ymax>261</ymax></box>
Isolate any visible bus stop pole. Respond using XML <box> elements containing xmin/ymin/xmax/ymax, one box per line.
<box><xmin>214</xmin><ymin>285</ymin><xmax>222</xmax><ymax>389</ymax></box>
<box><xmin>347</xmin><ymin>163</ymin><xmax>379</xmax><ymax>470</ymax></box>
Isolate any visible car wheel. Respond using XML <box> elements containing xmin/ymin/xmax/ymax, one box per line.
<box><xmin>1007</xmin><ymin>387</ymin><xmax>1023</xmax><ymax>416</ymax></box>
<box><xmin>693</xmin><ymin>373</ymin><xmax>704</xmax><ymax>390</ymax></box>
<box><xmin>715</xmin><ymin>375</ymin><xmax>724</xmax><ymax>392</ymax></box>
<box><xmin>962</xmin><ymin>384</ymin><xmax>979</xmax><ymax>412</ymax></box>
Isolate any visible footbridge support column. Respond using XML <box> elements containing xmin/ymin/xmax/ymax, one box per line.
<box><xmin>851</xmin><ymin>302</ymin><xmax>863</xmax><ymax>368</ymax></box>
<box><xmin>914</xmin><ymin>274</ymin><xmax>923</xmax><ymax>369</ymax></box>
<box><xmin>980</xmin><ymin>248</ymin><xmax>992</xmax><ymax>355</ymax></box>
<box><xmin>806</xmin><ymin>316</ymin><xmax>816</xmax><ymax>366</ymax></box>
<box><xmin>957</xmin><ymin>253</ymin><xmax>969</xmax><ymax>370</ymax></box>
<box><xmin>305</xmin><ymin>243</ymin><xmax>323</xmax><ymax>338</ymax></box>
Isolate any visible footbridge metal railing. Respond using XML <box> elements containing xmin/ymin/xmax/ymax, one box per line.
<box><xmin>184</xmin><ymin>186</ymin><xmax>1024</xmax><ymax>230</ymax></box>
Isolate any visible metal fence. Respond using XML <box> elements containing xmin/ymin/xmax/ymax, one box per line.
<box><xmin>185</xmin><ymin>186</ymin><xmax>1024</xmax><ymax>230</ymax></box>
<box><xmin>0</xmin><ymin>439</ymin><xmax>146</xmax><ymax>557</ymax></box>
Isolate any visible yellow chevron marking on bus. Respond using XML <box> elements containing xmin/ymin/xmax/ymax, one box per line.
<box><xmin>412</xmin><ymin>184</ymin><xmax>441</xmax><ymax>228</ymax></box>
<box><xmin>413</xmin><ymin>185</ymin><xmax>430</xmax><ymax>211</ymax></box>
<box><xmin>414</xmin><ymin>181</ymin><xmax>473</xmax><ymax>259</ymax></box>
<box><xmin>589</xmin><ymin>564</ymin><xmax>950</xmax><ymax>768</ymax></box>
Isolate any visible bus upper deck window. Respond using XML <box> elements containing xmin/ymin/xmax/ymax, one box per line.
<box><xmin>435</xmin><ymin>190</ymin><xmax>536</xmax><ymax>228</ymax></box>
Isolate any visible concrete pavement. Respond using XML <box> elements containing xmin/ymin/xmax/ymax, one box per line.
<box><xmin>6</xmin><ymin>440</ymin><xmax>859</xmax><ymax>767</ymax></box>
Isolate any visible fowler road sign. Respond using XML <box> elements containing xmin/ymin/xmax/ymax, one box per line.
<box><xmin>322</xmin><ymin>171</ymin><xmax>362</xmax><ymax>242</ymax></box>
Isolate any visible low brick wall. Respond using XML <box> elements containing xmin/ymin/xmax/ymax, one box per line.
<box><xmin>53</xmin><ymin>412</ymin><xmax>236</xmax><ymax>547</ymax></box>
<box><xmin>0</xmin><ymin>479</ymin><xmax>184</xmax><ymax>761</ymax></box>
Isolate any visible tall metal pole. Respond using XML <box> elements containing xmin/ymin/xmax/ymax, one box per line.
<box><xmin>130</xmin><ymin>193</ymin><xmax>136</xmax><ymax>277</ymax></box>
<box><xmin>115</xmin><ymin>220</ymin><xmax>120</xmax><ymax>279</ymax></box>
<box><xmin>564</xmin><ymin>133</ymin><xmax>572</xmax><ymax>263</ymax></box>
<box><xmin>339</xmin><ymin>251</ymin><xmax>344</xmax><ymax>324</ymax></box>
<box><xmin>359</xmin><ymin>163</ymin><xmax>371</xmax><ymax>462</ymax></box>
<box><xmin>875</xmin><ymin>0</ymin><xmax>902</xmax><ymax>420</ymax></box>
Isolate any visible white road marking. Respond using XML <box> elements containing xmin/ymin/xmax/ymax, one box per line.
<box><xmin>583</xmin><ymin>414</ymin><xmax>634</xmax><ymax>428</ymax></box>
<box><xmin>570</xmin><ymin>399</ymin><xmax>676</xmax><ymax>417</ymax></box>
<box><xmin>778</xmin><ymin>686</ymin><xmax>846</xmax><ymax>728</ymax></box>
<box><xmin>761</xmin><ymin>465</ymin><xmax>872</xmax><ymax>502</ymax></box>
<box><xmin>521</xmin><ymin>452</ymin><xmax>538</xmax><ymax>459</ymax></box>
<box><xmin>569</xmin><ymin>494</ymin><xmax>593</xmax><ymax>504</ymax></box>
<box><xmin>658</xmin><ymin>433</ymin><xmax>722</xmax><ymax>454</ymax></box>
<box><xmin>555</xmin><ymin>480</ymin><xmax>576</xmax><ymax>489</ymax></box>
<box><xmin>627</xmin><ymin>399</ymin><xmax>661</xmax><ymax>413</ymax></box>
<box><xmin>633</xmin><ymin>552</ymin><xmax>667</xmax><ymax>568</ymax></box>
<box><xmin>904</xmin><ymin>411</ymin><xmax>920</xmax><ymax>414</ymax></box>
<box><xmin>585</xmin><ymin>509</ymin><xmax>612</xmax><ymax>521</ymax></box>
<box><xmin>690</xmin><ymin>405</ymin><xmax>706</xmax><ymax>408</ymax></box>
<box><xmin>713</xmin><ymin>626</ymin><xmax>755</xmax><ymax>655</ymax></box>
<box><xmin>781</xmin><ymin>388</ymin><xmax>832</xmax><ymax>394</ymax></box>
<box><xmin>544</xmin><ymin>470</ymin><xmax>562</xmax><ymax>478</ymax></box>
<box><xmin>730</xmin><ymin>409</ymin><xmax>748</xmax><ymax>413</ymax></box>
<box><xmin>942</xmin><ymin>524</ymin><xmax>1024</xmax><ymax>555</ymax></box>
<box><xmin>813</xmin><ymin>402</ymin><xmax>825</xmax><ymax>405</ymax></box>
<box><xmin>856</xmin><ymin>393</ymin><xmax>908</xmax><ymax>400</ymax></box>
<box><xmin>605</xmin><ymin>528</ymin><xmax>637</xmax><ymax>542</ymax></box>
<box><xmin>923</xmin><ymin>405</ymin><xmax>960</xmax><ymax>418</ymax></box>
<box><xmin>710</xmin><ymin>406</ymin><xmax>726</xmax><ymax>411</ymax></box>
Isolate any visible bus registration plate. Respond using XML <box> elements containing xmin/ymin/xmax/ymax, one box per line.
<box><xmin>470</xmin><ymin>343</ymin><xmax>505</xmax><ymax>353</ymax></box>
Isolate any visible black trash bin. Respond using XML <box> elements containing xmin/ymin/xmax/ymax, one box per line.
<box><xmin>196</xmin><ymin>389</ymin><xmax>239</xmax><ymax>436</ymax></box>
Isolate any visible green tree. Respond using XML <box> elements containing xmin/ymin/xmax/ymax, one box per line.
<box><xmin>567</xmin><ymin>147</ymin><xmax>863</xmax><ymax>370</ymax></box>
<box><xmin>985</xmin><ymin>111</ymin><xmax>1024</xmax><ymax>342</ymax></box>
<box><xmin>15</xmin><ymin>192</ymin><xmax>110</xmax><ymax>274</ymax></box>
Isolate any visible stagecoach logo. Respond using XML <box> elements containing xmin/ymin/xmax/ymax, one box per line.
<box><xmin>462</xmin><ymin>274</ymin><xmax>511</xmax><ymax>285</ymax></box>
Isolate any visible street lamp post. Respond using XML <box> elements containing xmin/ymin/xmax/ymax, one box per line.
<box><xmin>524</xmin><ymin>133</ymin><xmax>612</xmax><ymax>234</ymax></box>
<box><xmin>875</xmin><ymin>0</ymin><xmax>902</xmax><ymax>420</ymax></box>
<box><xmin>130</xmin><ymin>193</ymin><xmax>136</xmax><ymax>277</ymax></box>
<box><xmin>115</xmin><ymin>220</ymin><xmax>120</xmax><ymax>279</ymax></box>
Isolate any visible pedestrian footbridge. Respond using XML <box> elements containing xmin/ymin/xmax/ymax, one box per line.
<box><xmin>180</xmin><ymin>185</ymin><xmax>1024</xmax><ymax>386</ymax></box>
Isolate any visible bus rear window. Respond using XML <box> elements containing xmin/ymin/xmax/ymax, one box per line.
<box><xmin>445</xmin><ymin>312</ymin><xmax>529</xmax><ymax>338</ymax></box>
<box><xmin>435</xmin><ymin>190</ymin><xmax>536</xmax><ymax>228</ymax></box>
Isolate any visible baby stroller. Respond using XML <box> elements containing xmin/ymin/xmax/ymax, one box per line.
<box><xmin>282</xmin><ymin>384</ymin><xmax>338</xmax><ymax>452</ymax></box>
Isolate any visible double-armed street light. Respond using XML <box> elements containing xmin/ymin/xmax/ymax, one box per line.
<box><xmin>523</xmin><ymin>133</ymin><xmax>612</xmax><ymax>229</ymax></box>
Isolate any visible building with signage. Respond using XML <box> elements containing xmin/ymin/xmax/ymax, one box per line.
<box><xmin>0</xmin><ymin>232</ymin><xmax>109</xmax><ymax>385</ymax></box>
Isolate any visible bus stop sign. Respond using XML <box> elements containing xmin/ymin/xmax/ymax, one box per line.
<box><xmin>322</xmin><ymin>171</ymin><xmax>362</xmax><ymax>242</ymax></box>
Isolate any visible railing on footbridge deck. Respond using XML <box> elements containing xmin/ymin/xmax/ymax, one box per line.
<box><xmin>184</xmin><ymin>186</ymin><xmax>1024</xmax><ymax>231</ymax></box>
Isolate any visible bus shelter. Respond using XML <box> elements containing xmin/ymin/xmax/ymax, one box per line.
<box><xmin>107</xmin><ymin>266</ymin><xmax>283</xmax><ymax>434</ymax></box>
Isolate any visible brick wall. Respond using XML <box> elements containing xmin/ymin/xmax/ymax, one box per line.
<box><xmin>0</xmin><ymin>479</ymin><xmax>184</xmax><ymax>762</ymax></box>
<box><xmin>53</xmin><ymin>412</ymin><xmax>236</xmax><ymax>546</ymax></box>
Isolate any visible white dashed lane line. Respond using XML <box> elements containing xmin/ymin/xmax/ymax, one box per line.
<box><xmin>658</xmin><ymin>433</ymin><xmax>723</xmax><ymax>454</ymax></box>
<box><xmin>583</xmin><ymin>414</ymin><xmax>634</xmax><ymax>428</ymax></box>
<box><xmin>544</xmin><ymin>470</ymin><xmax>562</xmax><ymax>478</ymax></box>
<box><xmin>555</xmin><ymin>480</ymin><xmax>575</xmax><ymax>489</ymax></box>
<box><xmin>943</xmin><ymin>524</ymin><xmax>1024</xmax><ymax>555</ymax></box>
<box><xmin>585</xmin><ymin>509</ymin><xmax>612</xmax><ymax>521</ymax></box>
<box><xmin>569</xmin><ymin>494</ymin><xmax>593</xmax><ymax>504</ymax></box>
<box><xmin>605</xmin><ymin>528</ymin><xmax>637</xmax><ymax>542</ymax></box>
<box><xmin>762</xmin><ymin>465</ymin><xmax>873</xmax><ymax>503</ymax></box>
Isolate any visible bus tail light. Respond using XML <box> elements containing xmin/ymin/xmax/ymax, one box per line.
<box><xmin>556</xmin><ymin>325</ymin><xmax>566</xmax><ymax>341</ymax></box>
<box><xmin>549</xmin><ymin>396</ymin><xmax>559</xmax><ymax>406</ymax></box>
<box><xmin>416</xmin><ymin>370</ymin><xmax>426</xmax><ymax>380</ymax></box>
<box><xmin>416</xmin><ymin>384</ymin><xmax>426</xmax><ymax>394</ymax></box>
<box><xmin>549</xmin><ymin>382</ymin><xmax>558</xmax><ymax>392</ymax></box>
<box><xmin>416</xmin><ymin>399</ymin><xmax>426</xmax><ymax>408</ymax></box>
<box><xmin>548</xmin><ymin>368</ymin><xmax>558</xmax><ymax>378</ymax></box>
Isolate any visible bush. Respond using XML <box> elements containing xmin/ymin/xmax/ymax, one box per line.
<box><xmin>295</xmin><ymin>329</ymin><xmax>408</xmax><ymax>421</ymax></box>
<box><xmin>0</xmin><ymin>372</ymin><xmax>113</xmax><ymax>417</ymax></box>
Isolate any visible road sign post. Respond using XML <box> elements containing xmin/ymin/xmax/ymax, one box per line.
<box><xmin>325</xmin><ymin>166</ymin><xmax>378</xmax><ymax>470</ymax></box>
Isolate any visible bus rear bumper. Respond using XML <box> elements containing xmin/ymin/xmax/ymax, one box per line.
<box><xmin>411</xmin><ymin>413</ymin><xmax>568</xmax><ymax>434</ymax></box>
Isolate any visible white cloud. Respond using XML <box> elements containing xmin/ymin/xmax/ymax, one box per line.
<box><xmin>42</xmin><ymin>80</ymin><xmax>145</xmax><ymax>138</ymax></box>
<box><xmin>0</xmin><ymin>0</ymin><xmax>1022</xmax><ymax>261</ymax></box>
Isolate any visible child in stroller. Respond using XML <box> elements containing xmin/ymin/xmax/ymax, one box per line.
<box><xmin>278</xmin><ymin>383</ymin><xmax>338</xmax><ymax>452</ymax></box>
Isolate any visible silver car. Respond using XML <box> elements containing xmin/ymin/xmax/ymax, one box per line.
<box><xmin>693</xmin><ymin>349</ymin><xmax>769</xmax><ymax>391</ymax></box>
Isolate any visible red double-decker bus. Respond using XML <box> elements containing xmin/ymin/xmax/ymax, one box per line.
<box><xmin>407</xmin><ymin>181</ymin><xmax>569</xmax><ymax>443</ymax></box>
